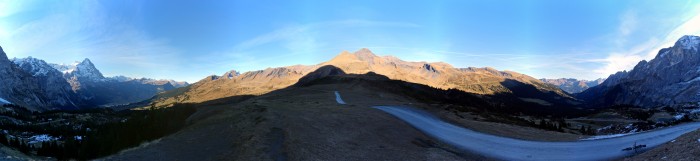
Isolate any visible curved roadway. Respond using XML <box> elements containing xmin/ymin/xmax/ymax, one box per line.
<box><xmin>373</xmin><ymin>106</ymin><xmax>700</xmax><ymax>161</ymax></box>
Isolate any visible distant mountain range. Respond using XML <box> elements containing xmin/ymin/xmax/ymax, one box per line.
<box><xmin>153</xmin><ymin>34</ymin><xmax>700</xmax><ymax>110</ymax></box>
<box><xmin>149</xmin><ymin>48</ymin><xmax>578</xmax><ymax>111</ymax></box>
<box><xmin>577</xmin><ymin>35</ymin><xmax>700</xmax><ymax>108</ymax></box>
<box><xmin>540</xmin><ymin>78</ymin><xmax>605</xmax><ymax>94</ymax></box>
<box><xmin>3</xmin><ymin>35</ymin><xmax>700</xmax><ymax>111</ymax></box>
<box><xmin>326</xmin><ymin>49</ymin><xmax>570</xmax><ymax>97</ymax></box>
<box><xmin>0</xmin><ymin>46</ymin><xmax>188</xmax><ymax>111</ymax></box>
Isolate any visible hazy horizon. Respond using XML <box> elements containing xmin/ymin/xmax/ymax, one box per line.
<box><xmin>1</xmin><ymin>0</ymin><xmax>699</xmax><ymax>82</ymax></box>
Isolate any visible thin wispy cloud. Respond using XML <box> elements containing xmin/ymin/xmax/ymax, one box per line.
<box><xmin>0</xmin><ymin>1</ymin><xmax>697</xmax><ymax>82</ymax></box>
<box><xmin>234</xmin><ymin>20</ymin><xmax>421</xmax><ymax>51</ymax></box>
<box><xmin>0</xmin><ymin>0</ymin><xmax>184</xmax><ymax>80</ymax></box>
<box><xmin>594</xmin><ymin>3</ymin><xmax>700</xmax><ymax>78</ymax></box>
<box><xmin>653</xmin><ymin>5</ymin><xmax>700</xmax><ymax>57</ymax></box>
<box><xmin>0</xmin><ymin>0</ymin><xmax>31</xmax><ymax>18</ymax></box>
<box><xmin>201</xmin><ymin>19</ymin><xmax>422</xmax><ymax>75</ymax></box>
<box><xmin>615</xmin><ymin>10</ymin><xmax>638</xmax><ymax>46</ymax></box>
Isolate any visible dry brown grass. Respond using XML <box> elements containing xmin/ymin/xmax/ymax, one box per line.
<box><xmin>624</xmin><ymin>129</ymin><xmax>700</xmax><ymax>160</ymax></box>
<box><xmin>149</xmin><ymin>48</ymin><xmax>572</xmax><ymax>109</ymax></box>
<box><xmin>106</xmin><ymin>77</ymin><xmax>584</xmax><ymax>160</ymax></box>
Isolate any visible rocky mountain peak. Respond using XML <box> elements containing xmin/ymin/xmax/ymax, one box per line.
<box><xmin>327</xmin><ymin>49</ymin><xmax>376</xmax><ymax>65</ymax></box>
<box><xmin>540</xmin><ymin>78</ymin><xmax>606</xmax><ymax>94</ymax></box>
<box><xmin>676</xmin><ymin>35</ymin><xmax>700</xmax><ymax>50</ymax></box>
<box><xmin>0</xmin><ymin>45</ymin><xmax>7</xmax><ymax>61</ymax></box>
<box><xmin>421</xmin><ymin>63</ymin><xmax>439</xmax><ymax>73</ymax></box>
<box><xmin>355</xmin><ymin>48</ymin><xmax>374</xmax><ymax>55</ymax></box>
<box><xmin>71</xmin><ymin>58</ymin><xmax>105</xmax><ymax>80</ymax></box>
<box><xmin>353</xmin><ymin>48</ymin><xmax>378</xmax><ymax>61</ymax></box>
<box><xmin>222</xmin><ymin>70</ymin><xmax>240</xmax><ymax>79</ymax></box>
<box><xmin>12</xmin><ymin>57</ymin><xmax>59</xmax><ymax>77</ymax></box>
<box><xmin>600</xmin><ymin>71</ymin><xmax>628</xmax><ymax>86</ymax></box>
<box><xmin>81</xmin><ymin>58</ymin><xmax>94</xmax><ymax>66</ymax></box>
<box><xmin>578</xmin><ymin>35</ymin><xmax>700</xmax><ymax>107</ymax></box>
<box><xmin>339</xmin><ymin>50</ymin><xmax>352</xmax><ymax>55</ymax></box>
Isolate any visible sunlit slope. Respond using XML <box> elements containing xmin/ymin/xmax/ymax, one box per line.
<box><xmin>148</xmin><ymin>48</ymin><xmax>575</xmax><ymax>108</ymax></box>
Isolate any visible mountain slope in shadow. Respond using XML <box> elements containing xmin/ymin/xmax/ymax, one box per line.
<box><xmin>108</xmin><ymin>65</ymin><xmax>588</xmax><ymax>160</ymax></box>
<box><xmin>577</xmin><ymin>35</ymin><xmax>700</xmax><ymax>108</ymax></box>
<box><xmin>145</xmin><ymin>49</ymin><xmax>580</xmax><ymax>112</ymax></box>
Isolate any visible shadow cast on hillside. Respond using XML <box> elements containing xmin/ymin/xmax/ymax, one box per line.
<box><xmin>133</xmin><ymin>65</ymin><xmax>589</xmax><ymax>119</ymax></box>
<box><xmin>290</xmin><ymin>65</ymin><xmax>588</xmax><ymax>117</ymax></box>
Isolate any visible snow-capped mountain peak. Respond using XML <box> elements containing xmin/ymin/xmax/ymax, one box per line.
<box><xmin>677</xmin><ymin>35</ymin><xmax>700</xmax><ymax>50</ymax></box>
<box><xmin>0</xmin><ymin>52</ymin><xmax>188</xmax><ymax>110</ymax></box>
<box><xmin>110</xmin><ymin>75</ymin><xmax>133</xmax><ymax>82</ymax></box>
<box><xmin>11</xmin><ymin>56</ymin><xmax>60</xmax><ymax>77</ymax></box>
<box><xmin>49</xmin><ymin>58</ymin><xmax>106</xmax><ymax>82</ymax></box>
<box><xmin>50</xmin><ymin>61</ymin><xmax>81</xmax><ymax>74</ymax></box>
<box><xmin>578</xmin><ymin>35</ymin><xmax>700</xmax><ymax>107</ymax></box>
<box><xmin>73</xmin><ymin>58</ymin><xmax>105</xmax><ymax>81</ymax></box>
<box><xmin>107</xmin><ymin>75</ymin><xmax>189</xmax><ymax>87</ymax></box>
<box><xmin>539</xmin><ymin>78</ymin><xmax>606</xmax><ymax>94</ymax></box>
<box><xmin>80</xmin><ymin>58</ymin><xmax>94</xmax><ymax>66</ymax></box>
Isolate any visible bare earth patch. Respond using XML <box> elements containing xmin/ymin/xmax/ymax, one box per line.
<box><xmin>625</xmin><ymin>129</ymin><xmax>700</xmax><ymax>160</ymax></box>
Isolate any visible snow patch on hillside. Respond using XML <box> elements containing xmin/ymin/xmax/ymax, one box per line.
<box><xmin>580</xmin><ymin>133</ymin><xmax>636</xmax><ymax>141</ymax></box>
<box><xmin>679</xmin><ymin>35</ymin><xmax>700</xmax><ymax>50</ymax></box>
<box><xmin>690</xmin><ymin>108</ymin><xmax>700</xmax><ymax>114</ymax></box>
<box><xmin>0</xmin><ymin>97</ymin><xmax>10</xmax><ymax>104</ymax></box>
<box><xmin>681</xmin><ymin>76</ymin><xmax>700</xmax><ymax>84</ymax></box>
<box><xmin>334</xmin><ymin>91</ymin><xmax>346</xmax><ymax>105</ymax></box>
<box><xmin>50</xmin><ymin>62</ymin><xmax>80</xmax><ymax>74</ymax></box>
<box><xmin>28</xmin><ymin>134</ymin><xmax>57</xmax><ymax>144</ymax></box>
<box><xmin>674</xmin><ymin>114</ymin><xmax>686</xmax><ymax>120</ymax></box>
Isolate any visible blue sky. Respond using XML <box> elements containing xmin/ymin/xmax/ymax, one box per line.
<box><xmin>0</xmin><ymin>0</ymin><xmax>699</xmax><ymax>82</ymax></box>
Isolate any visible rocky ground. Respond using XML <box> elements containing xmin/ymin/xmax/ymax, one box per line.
<box><xmin>625</xmin><ymin>129</ymin><xmax>700</xmax><ymax>160</ymax></box>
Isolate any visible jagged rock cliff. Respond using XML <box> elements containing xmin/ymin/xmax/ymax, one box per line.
<box><xmin>0</xmin><ymin>46</ymin><xmax>57</xmax><ymax>110</ymax></box>
<box><xmin>0</xmin><ymin>45</ymin><xmax>188</xmax><ymax>110</ymax></box>
<box><xmin>578</xmin><ymin>35</ymin><xmax>700</xmax><ymax>107</ymax></box>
